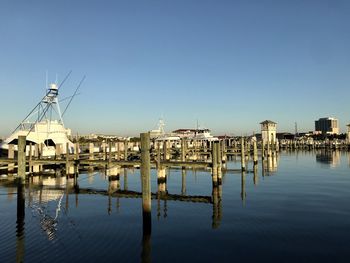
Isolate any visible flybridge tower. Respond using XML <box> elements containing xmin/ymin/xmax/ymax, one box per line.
<box><xmin>16</xmin><ymin>82</ymin><xmax>65</xmax><ymax>133</ymax></box>
<box><xmin>42</xmin><ymin>83</ymin><xmax>64</xmax><ymax>124</ymax></box>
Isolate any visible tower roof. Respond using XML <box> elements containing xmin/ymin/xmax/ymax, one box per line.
<box><xmin>260</xmin><ymin>120</ymin><xmax>277</xmax><ymax>125</ymax></box>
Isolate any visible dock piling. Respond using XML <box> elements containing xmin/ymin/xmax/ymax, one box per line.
<box><xmin>141</xmin><ymin>132</ymin><xmax>151</xmax><ymax>232</ymax></box>
<box><xmin>17</xmin><ymin>136</ymin><xmax>26</xmax><ymax>181</ymax></box>
<box><xmin>241</xmin><ymin>137</ymin><xmax>246</xmax><ymax>172</ymax></box>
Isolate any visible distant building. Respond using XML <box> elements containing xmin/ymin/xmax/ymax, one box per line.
<box><xmin>347</xmin><ymin>124</ymin><xmax>350</xmax><ymax>144</ymax></box>
<box><xmin>260</xmin><ymin>120</ymin><xmax>277</xmax><ymax>144</ymax></box>
<box><xmin>315</xmin><ymin>117</ymin><xmax>339</xmax><ymax>135</ymax></box>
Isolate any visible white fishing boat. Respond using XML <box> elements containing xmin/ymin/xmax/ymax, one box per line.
<box><xmin>0</xmin><ymin>75</ymin><xmax>82</xmax><ymax>157</ymax></box>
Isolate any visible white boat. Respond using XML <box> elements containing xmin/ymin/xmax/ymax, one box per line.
<box><xmin>0</xmin><ymin>81</ymin><xmax>77</xmax><ymax>156</ymax></box>
<box><xmin>173</xmin><ymin>128</ymin><xmax>218</xmax><ymax>141</ymax></box>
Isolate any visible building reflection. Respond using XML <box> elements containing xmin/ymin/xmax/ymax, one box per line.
<box><xmin>262</xmin><ymin>151</ymin><xmax>279</xmax><ymax>174</ymax></box>
<box><xmin>316</xmin><ymin>150</ymin><xmax>341</xmax><ymax>168</ymax></box>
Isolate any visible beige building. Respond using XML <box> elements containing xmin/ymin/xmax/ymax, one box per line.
<box><xmin>260</xmin><ymin>120</ymin><xmax>277</xmax><ymax>145</ymax></box>
<box><xmin>347</xmin><ymin>124</ymin><xmax>350</xmax><ymax>144</ymax></box>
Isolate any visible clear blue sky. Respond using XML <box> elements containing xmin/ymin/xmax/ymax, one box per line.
<box><xmin>0</xmin><ymin>0</ymin><xmax>349</xmax><ymax>136</ymax></box>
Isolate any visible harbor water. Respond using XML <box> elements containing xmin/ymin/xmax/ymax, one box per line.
<box><xmin>1</xmin><ymin>150</ymin><xmax>350</xmax><ymax>262</ymax></box>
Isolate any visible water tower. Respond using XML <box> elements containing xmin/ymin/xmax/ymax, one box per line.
<box><xmin>260</xmin><ymin>120</ymin><xmax>277</xmax><ymax>146</ymax></box>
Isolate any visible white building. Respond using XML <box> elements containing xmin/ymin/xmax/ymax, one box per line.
<box><xmin>260</xmin><ymin>120</ymin><xmax>277</xmax><ymax>145</ymax></box>
<box><xmin>347</xmin><ymin>124</ymin><xmax>350</xmax><ymax>144</ymax></box>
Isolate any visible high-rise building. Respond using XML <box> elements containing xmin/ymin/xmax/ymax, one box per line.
<box><xmin>314</xmin><ymin>117</ymin><xmax>339</xmax><ymax>135</ymax></box>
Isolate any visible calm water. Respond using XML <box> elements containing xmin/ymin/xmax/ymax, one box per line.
<box><xmin>1</xmin><ymin>150</ymin><xmax>350</xmax><ymax>263</ymax></box>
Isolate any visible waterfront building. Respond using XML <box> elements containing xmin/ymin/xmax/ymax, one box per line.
<box><xmin>315</xmin><ymin>117</ymin><xmax>339</xmax><ymax>135</ymax></box>
<box><xmin>347</xmin><ymin>124</ymin><xmax>350</xmax><ymax>144</ymax></box>
<box><xmin>260</xmin><ymin>120</ymin><xmax>277</xmax><ymax>145</ymax></box>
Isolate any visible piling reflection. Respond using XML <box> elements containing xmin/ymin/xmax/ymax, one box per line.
<box><xmin>157</xmin><ymin>167</ymin><xmax>167</xmax><ymax>195</ymax></box>
<box><xmin>253</xmin><ymin>165</ymin><xmax>258</xmax><ymax>185</ymax></box>
<box><xmin>212</xmin><ymin>184</ymin><xmax>222</xmax><ymax>229</ymax></box>
<box><xmin>16</xmin><ymin>180</ymin><xmax>25</xmax><ymax>263</ymax></box>
<box><xmin>262</xmin><ymin>150</ymin><xmax>279</xmax><ymax>174</ymax></box>
<box><xmin>181</xmin><ymin>168</ymin><xmax>186</xmax><ymax>195</ymax></box>
<box><xmin>141</xmin><ymin>221</ymin><xmax>152</xmax><ymax>263</ymax></box>
<box><xmin>241</xmin><ymin>172</ymin><xmax>246</xmax><ymax>205</ymax></box>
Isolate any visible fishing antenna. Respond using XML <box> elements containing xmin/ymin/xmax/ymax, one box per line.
<box><xmin>58</xmin><ymin>70</ymin><xmax>72</xmax><ymax>90</ymax></box>
<box><xmin>62</xmin><ymin>75</ymin><xmax>85</xmax><ymax>117</ymax></box>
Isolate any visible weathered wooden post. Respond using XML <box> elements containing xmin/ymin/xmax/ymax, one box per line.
<box><xmin>141</xmin><ymin>132</ymin><xmax>151</xmax><ymax>233</ymax></box>
<box><xmin>221</xmin><ymin>140</ymin><xmax>227</xmax><ymax>164</ymax></box>
<box><xmin>34</xmin><ymin>144</ymin><xmax>39</xmax><ymax>158</ymax></box>
<box><xmin>212</xmin><ymin>141</ymin><xmax>218</xmax><ymax>187</ymax></box>
<box><xmin>89</xmin><ymin>143</ymin><xmax>94</xmax><ymax>161</ymax></box>
<box><xmin>163</xmin><ymin>140</ymin><xmax>167</xmax><ymax>161</ymax></box>
<box><xmin>114</xmin><ymin>142</ymin><xmax>119</xmax><ymax>160</ymax></box>
<box><xmin>17</xmin><ymin>136</ymin><xmax>26</xmax><ymax>181</ymax></box>
<box><xmin>253</xmin><ymin>164</ymin><xmax>258</xmax><ymax>185</ymax></box>
<box><xmin>261</xmin><ymin>140</ymin><xmax>265</xmax><ymax>159</ymax></box>
<box><xmin>124</xmin><ymin>168</ymin><xmax>128</xmax><ymax>191</ymax></box>
<box><xmin>108</xmin><ymin>141</ymin><xmax>112</xmax><ymax>164</ymax></box>
<box><xmin>241</xmin><ymin>137</ymin><xmax>246</xmax><ymax>172</ymax></box>
<box><xmin>29</xmin><ymin>143</ymin><xmax>33</xmax><ymax>174</ymax></box>
<box><xmin>55</xmin><ymin>143</ymin><xmax>62</xmax><ymax>159</ymax></box>
<box><xmin>75</xmin><ymin>143</ymin><xmax>79</xmax><ymax>160</ymax></box>
<box><xmin>66</xmin><ymin>143</ymin><xmax>70</xmax><ymax>175</ymax></box>
<box><xmin>181</xmin><ymin>138</ymin><xmax>186</xmax><ymax>162</ymax></box>
<box><xmin>124</xmin><ymin>140</ymin><xmax>128</xmax><ymax>161</ymax></box>
<box><xmin>32</xmin><ymin>144</ymin><xmax>40</xmax><ymax>173</ymax></box>
<box><xmin>156</xmin><ymin>141</ymin><xmax>161</xmax><ymax>168</ymax></box>
<box><xmin>8</xmin><ymin>144</ymin><xmax>15</xmax><ymax>173</ymax></box>
<box><xmin>253</xmin><ymin>140</ymin><xmax>258</xmax><ymax>165</ymax></box>
<box><xmin>217</xmin><ymin>140</ymin><xmax>222</xmax><ymax>184</ymax></box>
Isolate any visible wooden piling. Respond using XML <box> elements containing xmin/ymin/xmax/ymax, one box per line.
<box><xmin>181</xmin><ymin>138</ymin><xmax>186</xmax><ymax>162</ymax></box>
<box><xmin>8</xmin><ymin>144</ymin><xmax>14</xmax><ymax>172</ymax></box>
<box><xmin>34</xmin><ymin>144</ymin><xmax>39</xmax><ymax>158</ymax></box>
<box><xmin>29</xmin><ymin>143</ymin><xmax>32</xmax><ymax>174</ymax></box>
<box><xmin>212</xmin><ymin>141</ymin><xmax>218</xmax><ymax>186</ymax></box>
<box><xmin>163</xmin><ymin>140</ymin><xmax>167</xmax><ymax>161</ymax></box>
<box><xmin>241</xmin><ymin>137</ymin><xmax>246</xmax><ymax>171</ymax></box>
<box><xmin>116</xmin><ymin>141</ymin><xmax>120</xmax><ymax>161</ymax></box>
<box><xmin>66</xmin><ymin>143</ymin><xmax>70</xmax><ymax>175</ymax></box>
<box><xmin>253</xmin><ymin>140</ymin><xmax>258</xmax><ymax>165</ymax></box>
<box><xmin>89</xmin><ymin>143</ymin><xmax>94</xmax><ymax>160</ymax></box>
<box><xmin>75</xmin><ymin>143</ymin><xmax>79</xmax><ymax>160</ymax></box>
<box><xmin>108</xmin><ymin>141</ymin><xmax>112</xmax><ymax>164</ymax></box>
<box><xmin>141</xmin><ymin>132</ymin><xmax>151</xmax><ymax>230</ymax></box>
<box><xmin>124</xmin><ymin>140</ymin><xmax>128</xmax><ymax>161</ymax></box>
<box><xmin>55</xmin><ymin>143</ymin><xmax>62</xmax><ymax>159</ymax></box>
<box><xmin>17</xmin><ymin>136</ymin><xmax>26</xmax><ymax>181</ymax></box>
<box><xmin>217</xmin><ymin>141</ymin><xmax>222</xmax><ymax>184</ymax></box>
